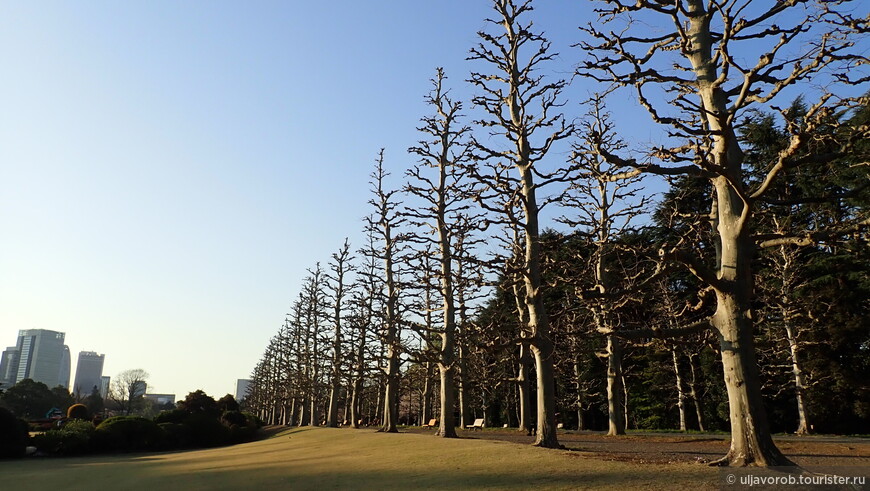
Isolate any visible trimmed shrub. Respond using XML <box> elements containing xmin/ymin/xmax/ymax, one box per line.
<box><xmin>0</xmin><ymin>407</ymin><xmax>28</xmax><ymax>459</ymax></box>
<box><xmin>221</xmin><ymin>410</ymin><xmax>247</xmax><ymax>427</ymax></box>
<box><xmin>93</xmin><ymin>416</ymin><xmax>164</xmax><ymax>452</ymax></box>
<box><xmin>31</xmin><ymin>419</ymin><xmax>95</xmax><ymax>456</ymax></box>
<box><xmin>243</xmin><ymin>412</ymin><xmax>265</xmax><ymax>429</ymax></box>
<box><xmin>32</xmin><ymin>421</ymin><xmax>94</xmax><ymax>456</ymax></box>
<box><xmin>221</xmin><ymin>410</ymin><xmax>257</xmax><ymax>443</ymax></box>
<box><xmin>64</xmin><ymin>419</ymin><xmax>96</xmax><ymax>435</ymax></box>
<box><xmin>157</xmin><ymin>422</ymin><xmax>192</xmax><ymax>449</ymax></box>
<box><xmin>185</xmin><ymin>413</ymin><xmax>229</xmax><ymax>448</ymax></box>
<box><xmin>67</xmin><ymin>404</ymin><xmax>90</xmax><ymax>420</ymax></box>
<box><xmin>153</xmin><ymin>408</ymin><xmax>188</xmax><ymax>425</ymax></box>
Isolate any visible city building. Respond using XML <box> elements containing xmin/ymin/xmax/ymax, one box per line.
<box><xmin>73</xmin><ymin>351</ymin><xmax>106</xmax><ymax>397</ymax></box>
<box><xmin>235</xmin><ymin>379</ymin><xmax>252</xmax><ymax>402</ymax></box>
<box><xmin>7</xmin><ymin>329</ymin><xmax>69</xmax><ymax>388</ymax></box>
<box><xmin>144</xmin><ymin>393</ymin><xmax>176</xmax><ymax>406</ymax></box>
<box><xmin>0</xmin><ymin>347</ymin><xmax>19</xmax><ymax>389</ymax></box>
<box><xmin>58</xmin><ymin>346</ymin><xmax>70</xmax><ymax>388</ymax></box>
<box><xmin>132</xmin><ymin>381</ymin><xmax>147</xmax><ymax>398</ymax></box>
<box><xmin>100</xmin><ymin>376</ymin><xmax>111</xmax><ymax>397</ymax></box>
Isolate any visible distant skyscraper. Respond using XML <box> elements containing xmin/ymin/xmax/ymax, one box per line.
<box><xmin>58</xmin><ymin>346</ymin><xmax>71</xmax><ymax>388</ymax></box>
<box><xmin>235</xmin><ymin>379</ymin><xmax>252</xmax><ymax>402</ymax></box>
<box><xmin>73</xmin><ymin>351</ymin><xmax>106</xmax><ymax>397</ymax></box>
<box><xmin>0</xmin><ymin>347</ymin><xmax>20</xmax><ymax>388</ymax></box>
<box><xmin>12</xmin><ymin>329</ymin><xmax>67</xmax><ymax>388</ymax></box>
<box><xmin>100</xmin><ymin>376</ymin><xmax>111</xmax><ymax>398</ymax></box>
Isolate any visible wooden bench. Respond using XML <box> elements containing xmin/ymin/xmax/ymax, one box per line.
<box><xmin>422</xmin><ymin>418</ymin><xmax>437</xmax><ymax>428</ymax></box>
<box><xmin>465</xmin><ymin>418</ymin><xmax>484</xmax><ymax>431</ymax></box>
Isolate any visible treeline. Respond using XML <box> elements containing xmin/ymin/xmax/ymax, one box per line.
<box><xmin>246</xmin><ymin>0</ymin><xmax>869</xmax><ymax>467</ymax></box>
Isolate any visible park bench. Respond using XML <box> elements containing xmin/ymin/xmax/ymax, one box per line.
<box><xmin>422</xmin><ymin>418</ymin><xmax>437</xmax><ymax>428</ymax></box>
<box><xmin>465</xmin><ymin>418</ymin><xmax>484</xmax><ymax>431</ymax></box>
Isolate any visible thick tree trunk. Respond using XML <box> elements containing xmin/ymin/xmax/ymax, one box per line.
<box><xmin>531</xmin><ymin>339</ymin><xmax>559</xmax><ymax>448</ymax></box>
<box><xmin>606</xmin><ymin>334</ymin><xmax>626</xmax><ymax>436</ymax></box>
<box><xmin>714</xmin><ymin>293</ymin><xmax>792</xmax><ymax>465</ymax></box>
<box><xmin>381</xmin><ymin>352</ymin><xmax>400</xmax><ymax>433</ymax></box>
<box><xmin>350</xmin><ymin>377</ymin><xmax>362</xmax><ymax>428</ymax></box>
<box><xmin>326</xmin><ymin>385</ymin><xmax>340</xmax><ymax>427</ymax></box>
<box><xmin>437</xmin><ymin>364</ymin><xmax>457</xmax><ymax>437</ymax></box>
<box><xmin>309</xmin><ymin>396</ymin><xmax>318</xmax><ymax>427</ymax></box>
<box><xmin>688</xmin><ymin>355</ymin><xmax>706</xmax><ymax>432</ymax></box>
<box><xmin>517</xmin><ymin>343</ymin><xmax>533</xmax><ymax>435</ymax></box>
<box><xmin>299</xmin><ymin>396</ymin><xmax>309</xmax><ymax>427</ymax></box>
<box><xmin>672</xmin><ymin>348</ymin><xmax>688</xmax><ymax>432</ymax></box>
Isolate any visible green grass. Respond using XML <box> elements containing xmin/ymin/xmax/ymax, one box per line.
<box><xmin>0</xmin><ymin>427</ymin><xmax>717</xmax><ymax>490</ymax></box>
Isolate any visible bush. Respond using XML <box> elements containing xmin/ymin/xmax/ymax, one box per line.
<box><xmin>244</xmin><ymin>412</ymin><xmax>265</xmax><ymax>429</ymax></box>
<box><xmin>221</xmin><ymin>410</ymin><xmax>258</xmax><ymax>443</ymax></box>
<box><xmin>31</xmin><ymin>420</ymin><xmax>95</xmax><ymax>456</ymax></box>
<box><xmin>217</xmin><ymin>394</ymin><xmax>240</xmax><ymax>412</ymax></box>
<box><xmin>0</xmin><ymin>407</ymin><xmax>28</xmax><ymax>459</ymax></box>
<box><xmin>67</xmin><ymin>404</ymin><xmax>90</xmax><ymax>420</ymax></box>
<box><xmin>92</xmin><ymin>416</ymin><xmax>164</xmax><ymax>452</ymax></box>
<box><xmin>185</xmin><ymin>413</ymin><xmax>229</xmax><ymax>448</ymax></box>
<box><xmin>177</xmin><ymin>390</ymin><xmax>219</xmax><ymax>417</ymax></box>
<box><xmin>64</xmin><ymin>419</ymin><xmax>96</xmax><ymax>435</ymax></box>
<box><xmin>153</xmin><ymin>408</ymin><xmax>188</xmax><ymax>425</ymax></box>
<box><xmin>221</xmin><ymin>410</ymin><xmax>247</xmax><ymax>427</ymax></box>
<box><xmin>157</xmin><ymin>422</ymin><xmax>192</xmax><ymax>449</ymax></box>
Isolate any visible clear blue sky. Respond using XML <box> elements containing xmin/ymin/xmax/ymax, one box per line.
<box><xmin>0</xmin><ymin>1</ymin><xmax>595</xmax><ymax>399</ymax></box>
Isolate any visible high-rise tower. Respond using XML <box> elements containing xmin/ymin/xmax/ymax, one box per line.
<box><xmin>11</xmin><ymin>329</ymin><xmax>67</xmax><ymax>388</ymax></box>
<box><xmin>73</xmin><ymin>351</ymin><xmax>106</xmax><ymax>397</ymax></box>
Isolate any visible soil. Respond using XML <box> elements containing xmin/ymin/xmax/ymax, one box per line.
<box><xmin>402</xmin><ymin>427</ymin><xmax>870</xmax><ymax>468</ymax></box>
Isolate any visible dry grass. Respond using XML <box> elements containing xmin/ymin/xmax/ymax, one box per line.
<box><xmin>0</xmin><ymin>427</ymin><xmax>717</xmax><ymax>490</ymax></box>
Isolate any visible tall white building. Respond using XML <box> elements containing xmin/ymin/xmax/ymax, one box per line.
<box><xmin>73</xmin><ymin>351</ymin><xmax>106</xmax><ymax>397</ymax></box>
<box><xmin>9</xmin><ymin>329</ymin><xmax>69</xmax><ymax>388</ymax></box>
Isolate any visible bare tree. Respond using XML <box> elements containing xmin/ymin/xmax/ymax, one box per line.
<box><xmin>561</xmin><ymin>96</ymin><xmax>651</xmax><ymax>435</ymax></box>
<box><xmin>468</xmin><ymin>0</ymin><xmax>574</xmax><ymax>448</ymax></box>
<box><xmin>326</xmin><ymin>239</ymin><xmax>354</xmax><ymax>427</ymax></box>
<box><xmin>578</xmin><ymin>0</ymin><xmax>869</xmax><ymax>466</ymax></box>
<box><xmin>404</xmin><ymin>68</ymin><xmax>475</xmax><ymax>438</ymax></box>
<box><xmin>110</xmin><ymin>369</ymin><xmax>149</xmax><ymax>416</ymax></box>
<box><xmin>349</xmin><ymin>223</ymin><xmax>383</xmax><ymax>428</ymax></box>
<box><xmin>365</xmin><ymin>150</ymin><xmax>407</xmax><ymax>433</ymax></box>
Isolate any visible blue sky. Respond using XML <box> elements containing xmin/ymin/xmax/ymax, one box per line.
<box><xmin>0</xmin><ymin>1</ymin><xmax>595</xmax><ymax>398</ymax></box>
<box><xmin>1</xmin><ymin>1</ymin><xmax>865</xmax><ymax>400</ymax></box>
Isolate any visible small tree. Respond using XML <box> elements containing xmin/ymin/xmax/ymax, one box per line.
<box><xmin>110</xmin><ymin>369</ymin><xmax>149</xmax><ymax>416</ymax></box>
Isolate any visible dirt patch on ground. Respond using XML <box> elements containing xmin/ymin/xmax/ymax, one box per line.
<box><xmin>403</xmin><ymin>427</ymin><xmax>870</xmax><ymax>467</ymax></box>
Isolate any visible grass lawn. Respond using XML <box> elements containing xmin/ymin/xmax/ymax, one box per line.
<box><xmin>0</xmin><ymin>427</ymin><xmax>717</xmax><ymax>490</ymax></box>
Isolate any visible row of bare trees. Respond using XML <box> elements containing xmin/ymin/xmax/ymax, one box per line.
<box><xmin>245</xmin><ymin>0</ymin><xmax>868</xmax><ymax>467</ymax></box>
